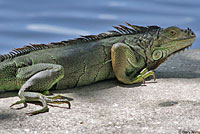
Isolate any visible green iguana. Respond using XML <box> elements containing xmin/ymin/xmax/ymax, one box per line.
<box><xmin>0</xmin><ymin>23</ymin><xmax>196</xmax><ymax>115</ymax></box>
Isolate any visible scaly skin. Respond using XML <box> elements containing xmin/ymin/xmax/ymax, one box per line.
<box><xmin>0</xmin><ymin>23</ymin><xmax>196</xmax><ymax>115</ymax></box>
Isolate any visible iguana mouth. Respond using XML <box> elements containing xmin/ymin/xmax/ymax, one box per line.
<box><xmin>170</xmin><ymin>37</ymin><xmax>195</xmax><ymax>56</ymax></box>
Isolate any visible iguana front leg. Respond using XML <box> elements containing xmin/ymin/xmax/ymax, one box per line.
<box><xmin>111</xmin><ymin>43</ymin><xmax>155</xmax><ymax>84</ymax></box>
<box><xmin>10</xmin><ymin>63</ymin><xmax>70</xmax><ymax>116</ymax></box>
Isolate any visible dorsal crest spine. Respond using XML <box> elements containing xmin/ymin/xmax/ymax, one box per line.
<box><xmin>0</xmin><ymin>23</ymin><xmax>160</xmax><ymax>62</ymax></box>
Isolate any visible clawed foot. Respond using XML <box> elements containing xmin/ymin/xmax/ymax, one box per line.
<box><xmin>132</xmin><ymin>68</ymin><xmax>156</xmax><ymax>84</ymax></box>
<box><xmin>10</xmin><ymin>94</ymin><xmax>71</xmax><ymax>116</ymax></box>
<box><xmin>45</xmin><ymin>94</ymin><xmax>71</xmax><ymax>109</ymax></box>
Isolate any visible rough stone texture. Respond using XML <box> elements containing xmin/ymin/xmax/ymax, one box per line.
<box><xmin>0</xmin><ymin>49</ymin><xmax>200</xmax><ymax>134</ymax></box>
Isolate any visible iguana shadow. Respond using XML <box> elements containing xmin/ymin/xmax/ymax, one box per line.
<box><xmin>0</xmin><ymin>79</ymin><xmax>141</xmax><ymax>99</ymax></box>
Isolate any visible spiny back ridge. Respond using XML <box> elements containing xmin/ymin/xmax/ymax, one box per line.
<box><xmin>0</xmin><ymin>23</ymin><xmax>160</xmax><ymax>62</ymax></box>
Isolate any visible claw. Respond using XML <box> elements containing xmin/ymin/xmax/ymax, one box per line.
<box><xmin>26</xmin><ymin>107</ymin><xmax>49</xmax><ymax>116</ymax></box>
<box><xmin>10</xmin><ymin>100</ymin><xmax>27</xmax><ymax>110</ymax></box>
<box><xmin>142</xmin><ymin>77</ymin><xmax>145</xmax><ymax>84</ymax></box>
<box><xmin>152</xmin><ymin>73</ymin><xmax>156</xmax><ymax>81</ymax></box>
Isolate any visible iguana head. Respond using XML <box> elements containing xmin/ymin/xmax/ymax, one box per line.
<box><xmin>112</xmin><ymin>23</ymin><xmax>196</xmax><ymax>70</ymax></box>
<box><xmin>149</xmin><ymin>26</ymin><xmax>196</xmax><ymax>69</ymax></box>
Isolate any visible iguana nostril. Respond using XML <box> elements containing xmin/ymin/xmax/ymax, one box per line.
<box><xmin>190</xmin><ymin>31</ymin><xmax>195</xmax><ymax>37</ymax></box>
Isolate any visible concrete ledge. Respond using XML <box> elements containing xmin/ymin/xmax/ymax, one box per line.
<box><xmin>0</xmin><ymin>49</ymin><xmax>200</xmax><ymax>134</ymax></box>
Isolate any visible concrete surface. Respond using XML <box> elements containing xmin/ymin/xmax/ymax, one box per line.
<box><xmin>0</xmin><ymin>49</ymin><xmax>200</xmax><ymax>134</ymax></box>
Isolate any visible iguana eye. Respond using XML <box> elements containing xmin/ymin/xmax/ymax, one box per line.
<box><xmin>169</xmin><ymin>30</ymin><xmax>176</xmax><ymax>36</ymax></box>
